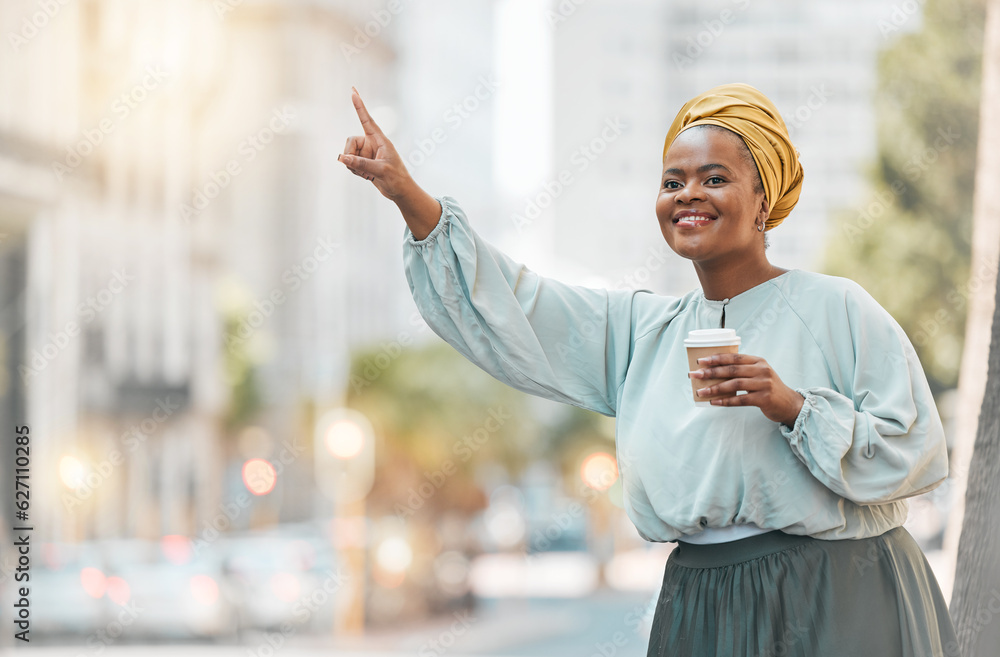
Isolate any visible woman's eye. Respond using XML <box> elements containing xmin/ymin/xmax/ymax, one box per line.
<box><xmin>663</xmin><ymin>180</ymin><xmax>680</xmax><ymax>189</ymax></box>
<box><xmin>707</xmin><ymin>176</ymin><xmax>725</xmax><ymax>184</ymax></box>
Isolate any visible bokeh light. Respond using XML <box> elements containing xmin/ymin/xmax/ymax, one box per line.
<box><xmin>581</xmin><ymin>452</ymin><xmax>619</xmax><ymax>491</ymax></box>
<box><xmin>59</xmin><ymin>455</ymin><xmax>86</xmax><ymax>489</ymax></box>
<box><xmin>485</xmin><ymin>502</ymin><xmax>526</xmax><ymax>547</ymax></box>
<box><xmin>161</xmin><ymin>534</ymin><xmax>193</xmax><ymax>565</ymax></box>
<box><xmin>190</xmin><ymin>574</ymin><xmax>219</xmax><ymax>605</ymax></box>
<box><xmin>485</xmin><ymin>485</ymin><xmax>527</xmax><ymax>548</ymax></box>
<box><xmin>80</xmin><ymin>567</ymin><xmax>107</xmax><ymax>598</ymax></box>
<box><xmin>376</xmin><ymin>536</ymin><xmax>413</xmax><ymax>573</ymax></box>
<box><xmin>325</xmin><ymin>419</ymin><xmax>365</xmax><ymax>459</ymax></box>
<box><xmin>106</xmin><ymin>576</ymin><xmax>131</xmax><ymax>604</ymax></box>
<box><xmin>242</xmin><ymin>458</ymin><xmax>277</xmax><ymax>495</ymax></box>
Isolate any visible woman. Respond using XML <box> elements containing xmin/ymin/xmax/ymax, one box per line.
<box><xmin>338</xmin><ymin>83</ymin><xmax>959</xmax><ymax>656</ymax></box>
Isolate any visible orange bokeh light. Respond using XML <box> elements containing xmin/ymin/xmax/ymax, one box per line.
<box><xmin>580</xmin><ymin>452</ymin><xmax>619</xmax><ymax>491</ymax></box>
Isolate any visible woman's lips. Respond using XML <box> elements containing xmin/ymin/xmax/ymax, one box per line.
<box><xmin>674</xmin><ymin>214</ymin><xmax>717</xmax><ymax>228</ymax></box>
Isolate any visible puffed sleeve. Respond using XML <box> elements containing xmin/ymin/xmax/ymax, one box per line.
<box><xmin>778</xmin><ymin>281</ymin><xmax>949</xmax><ymax>505</ymax></box>
<box><xmin>402</xmin><ymin>195</ymin><xmax>639</xmax><ymax>417</ymax></box>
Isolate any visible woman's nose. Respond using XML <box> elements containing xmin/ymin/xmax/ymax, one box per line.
<box><xmin>676</xmin><ymin>182</ymin><xmax>704</xmax><ymax>203</ymax></box>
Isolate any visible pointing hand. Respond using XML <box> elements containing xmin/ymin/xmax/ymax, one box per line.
<box><xmin>338</xmin><ymin>86</ymin><xmax>412</xmax><ymax>201</ymax></box>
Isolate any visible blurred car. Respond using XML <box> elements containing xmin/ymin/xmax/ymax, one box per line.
<box><xmin>21</xmin><ymin>541</ymin><xmax>113</xmax><ymax>636</ymax></box>
<box><xmin>219</xmin><ymin>525</ymin><xmax>339</xmax><ymax>635</ymax></box>
<box><xmin>100</xmin><ymin>537</ymin><xmax>238</xmax><ymax>640</ymax></box>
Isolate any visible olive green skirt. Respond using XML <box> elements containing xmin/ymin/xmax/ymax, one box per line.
<box><xmin>646</xmin><ymin>526</ymin><xmax>959</xmax><ymax>657</ymax></box>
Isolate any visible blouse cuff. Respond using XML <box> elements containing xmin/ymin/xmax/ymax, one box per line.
<box><xmin>404</xmin><ymin>195</ymin><xmax>451</xmax><ymax>247</ymax></box>
<box><xmin>779</xmin><ymin>387</ymin><xmax>816</xmax><ymax>442</ymax></box>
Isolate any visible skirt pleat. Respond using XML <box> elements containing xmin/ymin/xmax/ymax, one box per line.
<box><xmin>646</xmin><ymin>526</ymin><xmax>959</xmax><ymax>657</ymax></box>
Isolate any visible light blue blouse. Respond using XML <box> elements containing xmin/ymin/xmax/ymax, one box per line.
<box><xmin>402</xmin><ymin>195</ymin><xmax>950</xmax><ymax>542</ymax></box>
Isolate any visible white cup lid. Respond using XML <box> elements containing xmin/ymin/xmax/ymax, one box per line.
<box><xmin>684</xmin><ymin>328</ymin><xmax>741</xmax><ymax>346</ymax></box>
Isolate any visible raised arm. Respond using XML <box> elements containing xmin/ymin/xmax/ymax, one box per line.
<box><xmin>337</xmin><ymin>87</ymin><xmax>646</xmax><ymax>416</ymax></box>
<box><xmin>402</xmin><ymin>195</ymin><xmax>643</xmax><ymax>415</ymax></box>
<box><xmin>337</xmin><ymin>86</ymin><xmax>441</xmax><ymax>240</ymax></box>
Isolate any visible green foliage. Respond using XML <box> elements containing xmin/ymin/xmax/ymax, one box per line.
<box><xmin>347</xmin><ymin>341</ymin><xmax>539</xmax><ymax>477</ymax></box>
<box><xmin>345</xmin><ymin>339</ymin><xmax>613</xmax><ymax>513</ymax></box>
<box><xmin>221</xmin><ymin>313</ymin><xmax>263</xmax><ymax>431</ymax></box>
<box><xmin>822</xmin><ymin>0</ymin><xmax>987</xmax><ymax>393</ymax></box>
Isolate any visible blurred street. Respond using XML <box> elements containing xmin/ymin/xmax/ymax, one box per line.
<box><xmin>11</xmin><ymin>590</ymin><xmax>656</xmax><ymax>657</ymax></box>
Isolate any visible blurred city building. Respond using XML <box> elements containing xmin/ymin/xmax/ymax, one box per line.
<box><xmin>540</xmin><ymin>0</ymin><xmax>908</xmax><ymax>296</ymax></box>
<box><xmin>0</xmin><ymin>0</ymin><xmax>414</xmax><ymax>545</ymax></box>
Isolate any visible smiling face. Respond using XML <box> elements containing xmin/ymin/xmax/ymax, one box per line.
<box><xmin>656</xmin><ymin>125</ymin><xmax>769</xmax><ymax>266</ymax></box>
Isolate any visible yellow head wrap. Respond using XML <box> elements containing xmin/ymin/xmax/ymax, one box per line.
<box><xmin>661</xmin><ymin>83</ymin><xmax>804</xmax><ymax>231</ymax></box>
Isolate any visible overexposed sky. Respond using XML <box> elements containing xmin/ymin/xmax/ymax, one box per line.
<box><xmin>493</xmin><ymin>0</ymin><xmax>553</xmax><ymax>197</ymax></box>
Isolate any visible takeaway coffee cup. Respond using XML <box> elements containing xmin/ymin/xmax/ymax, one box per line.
<box><xmin>685</xmin><ymin>328</ymin><xmax>741</xmax><ymax>407</ymax></box>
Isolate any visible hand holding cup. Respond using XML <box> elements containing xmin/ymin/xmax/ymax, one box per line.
<box><xmin>688</xmin><ymin>341</ymin><xmax>805</xmax><ymax>426</ymax></box>
<box><xmin>684</xmin><ymin>329</ymin><xmax>805</xmax><ymax>427</ymax></box>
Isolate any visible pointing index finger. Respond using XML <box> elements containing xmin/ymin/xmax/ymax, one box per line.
<box><xmin>351</xmin><ymin>86</ymin><xmax>386</xmax><ymax>143</ymax></box>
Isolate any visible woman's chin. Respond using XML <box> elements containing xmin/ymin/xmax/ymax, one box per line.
<box><xmin>663</xmin><ymin>236</ymin><xmax>710</xmax><ymax>261</ymax></box>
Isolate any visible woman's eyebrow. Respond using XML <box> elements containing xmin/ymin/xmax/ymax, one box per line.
<box><xmin>663</xmin><ymin>163</ymin><xmax>733</xmax><ymax>176</ymax></box>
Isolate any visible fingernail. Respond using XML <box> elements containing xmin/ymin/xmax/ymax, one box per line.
<box><xmin>696</xmin><ymin>388</ymin><xmax>706</xmax><ymax>397</ymax></box>
<box><xmin>337</xmin><ymin>154</ymin><xmax>342</xmax><ymax>161</ymax></box>
<box><xmin>697</xmin><ymin>357</ymin><xmax>708</xmax><ymax>364</ymax></box>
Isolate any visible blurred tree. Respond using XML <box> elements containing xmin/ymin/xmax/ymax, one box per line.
<box><xmin>221</xmin><ymin>311</ymin><xmax>263</xmax><ymax>432</ymax></box>
<box><xmin>822</xmin><ymin>0</ymin><xmax>987</xmax><ymax>394</ymax></box>
<box><xmin>949</xmin><ymin>0</ymin><xmax>1000</xmax><ymax>654</ymax></box>
<box><xmin>345</xmin><ymin>340</ymin><xmax>615</xmax><ymax>518</ymax></box>
<box><xmin>347</xmin><ymin>341</ymin><xmax>537</xmax><ymax>518</ymax></box>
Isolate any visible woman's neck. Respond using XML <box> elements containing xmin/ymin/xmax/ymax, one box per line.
<box><xmin>694</xmin><ymin>258</ymin><xmax>786</xmax><ymax>301</ymax></box>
